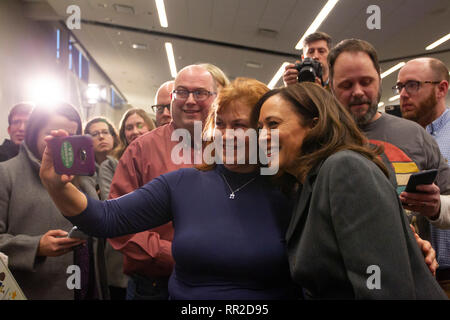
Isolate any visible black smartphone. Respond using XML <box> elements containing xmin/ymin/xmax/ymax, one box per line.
<box><xmin>385</xmin><ymin>104</ymin><xmax>402</xmax><ymax>118</ymax></box>
<box><xmin>47</xmin><ymin>135</ymin><xmax>96</xmax><ymax>176</ymax></box>
<box><xmin>404</xmin><ymin>169</ymin><xmax>438</xmax><ymax>193</ymax></box>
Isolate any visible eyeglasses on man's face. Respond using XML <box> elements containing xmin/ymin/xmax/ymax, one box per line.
<box><xmin>10</xmin><ymin>119</ymin><xmax>28</xmax><ymax>127</ymax></box>
<box><xmin>392</xmin><ymin>80</ymin><xmax>440</xmax><ymax>95</ymax></box>
<box><xmin>90</xmin><ymin>130</ymin><xmax>111</xmax><ymax>138</ymax></box>
<box><xmin>151</xmin><ymin>104</ymin><xmax>170</xmax><ymax>114</ymax></box>
<box><xmin>172</xmin><ymin>88</ymin><xmax>216</xmax><ymax>101</ymax></box>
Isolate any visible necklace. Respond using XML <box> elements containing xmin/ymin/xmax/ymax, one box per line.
<box><xmin>220</xmin><ymin>173</ymin><xmax>257</xmax><ymax>200</ymax></box>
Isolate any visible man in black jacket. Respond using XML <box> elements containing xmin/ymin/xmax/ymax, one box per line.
<box><xmin>0</xmin><ymin>103</ymin><xmax>33</xmax><ymax>162</ymax></box>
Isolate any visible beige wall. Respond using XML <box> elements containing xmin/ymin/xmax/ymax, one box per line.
<box><xmin>0</xmin><ymin>0</ymin><xmax>126</xmax><ymax>142</ymax></box>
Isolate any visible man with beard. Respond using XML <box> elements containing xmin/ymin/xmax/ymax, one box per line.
<box><xmin>328</xmin><ymin>39</ymin><xmax>450</xmax><ymax>247</ymax></box>
<box><xmin>397</xmin><ymin>58</ymin><xmax>450</xmax><ymax>297</ymax></box>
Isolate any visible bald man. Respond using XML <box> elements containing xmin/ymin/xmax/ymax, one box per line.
<box><xmin>108</xmin><ymin>65</ymin><xmax>217</xmax><ymax>300</ymax></box>
<box><xmin>397</xmin><ymin>58</ymin><xmax>450</xmax><ymax>296</ymax></box>
<box><xmin>398</xmin><ymin>58</ymin><xmax>449</xmax><ymax>128</ymax></box>
<box><xmin>152</xmin><ymin>80</ymin><xmax>174</xmax><ymax>127</ymax></box>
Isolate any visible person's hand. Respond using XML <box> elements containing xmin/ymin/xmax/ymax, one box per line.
<box><xmin>400</xmin><ymin>183</ymin><xmax>441</xmax><ymax>219</ymax></box>
<box><xmin>37</xmin><ymin>229</ymin><xmax>87</xmax><ymax>257</ymax></box>
<box><xmin>314</xmin><ymin>76</ymin><xmax>322</xmax><ymax>86</ymax></box>
<box><xmin>410</xmin><ymin>225</ymin><xmax>438</xmax><ymax>276</ymax></box>
<box><xmin>39</xmin><ymin>129</ymin><xmax>75</xmax><ymax>190</ymax></box>
<box><xmin>283</xmin><ymin>62</ymin><xmax>300</xmax><ymax>86</ymax></box>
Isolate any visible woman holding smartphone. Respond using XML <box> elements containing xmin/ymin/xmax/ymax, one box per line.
<box><xmin>39</xmin><ymin>78</ymin><xmax>298</xmax><ymax>300</ymax></box>
<box><xmin>0</xmin><ymin>103</ymin><xmax>108</xmax><ymax>300</ymax></box>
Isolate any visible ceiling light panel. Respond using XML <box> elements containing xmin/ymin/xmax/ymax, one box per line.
<box><xmin>113</xmin><ymin>4</ymin><xmax>135</xmax><ymax>14</ymax></box>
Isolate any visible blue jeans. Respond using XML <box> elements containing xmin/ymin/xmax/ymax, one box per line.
<box><xmin>126</xmin><ymin>274</ymin><xmax>169</xmax><ymax>300</ymax></box>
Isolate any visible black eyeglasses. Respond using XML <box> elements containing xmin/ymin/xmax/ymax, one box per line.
<box><xmin>151</xmin><ymin>104</ymin><xmax>170</xmax><ymax>114</ymax></box>
<box><xmin>392</xmin><ymin>80</ymin><xmax>440</xmax><ymax>95</ymax></box>
<box><xmin>90</xmin><ymin>130</ymin><xmax>111</xmax><ymax>138</ymax></box>
<box><xmin>172</xmin><ymin>89</ymin><xmax>216</xmax><ymax>101</ymax></box>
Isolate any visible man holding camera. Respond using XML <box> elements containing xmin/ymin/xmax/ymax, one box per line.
<box><xmin>283</xmin><ymin>31</ymin><xmax>331</xmax><ymax>89</ymax></box>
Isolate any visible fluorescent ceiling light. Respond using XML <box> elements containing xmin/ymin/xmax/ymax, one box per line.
<box><xmin>388</xmin><ymin>95</ymin><xmax>400</xmax><ymax>102</ymax></box>
<box><xmin>132</xmin><ymin>43</ymin><xmax>147</xmax><ymax>50</ymax></box>
<box><xmin>268</xmin><ymin>62</ymin><xmax>290</xmax><ymax>89</ymax></box>
<box><xmin>295</xmin><ymin>0</ymin><xmax>339</xmax><ymax>50</ymax></box>
<box><xmin>381</xmin><ymin>62</ymin><xmax>405</xmax><ymax>79</ymax></box>
<box><xmin>165</xmin><ymin>42</ymin><xmax>177</xmax><ymax>78</ymax></box>
<box><xmin>245</xmin><ymin>61</ymin><xmax>262</xmax><ymax>69</ymax></box>
<box><xmin>425</xmin><ymin>33</ymin><xmax>450</xmax><ymax>51</ymax></box>
<box><xmin>155</xmin><ymin>0</ymin><xmax>168</xmax><ymax>28</ymax></box>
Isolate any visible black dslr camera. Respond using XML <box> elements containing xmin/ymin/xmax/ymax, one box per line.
<box><xmin>295</xmin><ymin>57</ymin><xmax>323</xmax><ymax>85</ymax></box>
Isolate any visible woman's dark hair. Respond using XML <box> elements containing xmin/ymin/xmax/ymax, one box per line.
<box><xmin>113</xmin><ymin>108</ymin><xmax>156</xmax><ymax>159</ymax></box>
<box><xmin>251</xmin><ymin>82</ymin><xmax>388</xmax><ymax>182</ymax></box>
<box><xmin>25</xmin><ymin>102</ymin><xmax>82</xmax><ymax>159</ymax></box>
<box><xmin>84</xmin><ymin>117</ymin><xmax>119</xmax><ymax>149</ymax></box>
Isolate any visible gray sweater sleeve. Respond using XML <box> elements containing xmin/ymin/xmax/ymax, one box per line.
<box><xmin>98</xmin><ymin>157</ymin><xmax>118</xmax><ymax>200</ymax></box>
<box><xmin>0</xmin><ymin>163</ymin><xmax>44</xmax><ymax>272</ymax></box>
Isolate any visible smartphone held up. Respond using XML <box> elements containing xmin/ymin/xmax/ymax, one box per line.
<box><xmin>404</xmin><ymin>169</ymin><xmax>438</xmax><ymax>193</ymax></box>
<box><xmin>48</xmin><ymin>135</ymin><xmax>96</xmax><ymax>176</ymax></box>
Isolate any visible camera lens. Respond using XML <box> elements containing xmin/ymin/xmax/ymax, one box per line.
<box><xmin>79</xmin><ymin>149</ymin><xmax>87</xmax><ymax>161</ymax></box>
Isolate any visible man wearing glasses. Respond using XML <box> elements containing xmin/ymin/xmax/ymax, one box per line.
<box><xmin>108</xmin><ymin>64</ymin><xmax>218</xmax><ymax>300</ymax></box>
<box><xmin>0</xmin><ymin>103</ymin><xmax>33</xmax><ymax>162</ymax></box>
<box><xmin>328</xmin><ymin>39</ymin><xmax>450</xmax><ymax>282</ymax></box>
<box><xmin>397</xmin><ymin>58</ymin><xmax>450</xmax><ymax>297</ymax></box>
<box><xmin>152</xmin><ymin>80</ymin><xmax>174</xmax><ymax>127</ymax></box>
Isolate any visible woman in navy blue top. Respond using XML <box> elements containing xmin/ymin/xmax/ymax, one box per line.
<box><xmin>40</xmin><ymin>78</ymin><xmax>298</xmax><ymax>300</ymax></box>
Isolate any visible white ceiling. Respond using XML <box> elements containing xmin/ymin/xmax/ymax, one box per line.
<box><xmin>28</xmin><ymin>0</ymin><xmax>450</xmax><ymax>111</ymax></box>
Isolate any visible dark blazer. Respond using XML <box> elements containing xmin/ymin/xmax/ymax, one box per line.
<box><xmin>286</xmin><ymin>150</ymin><xmax>447</xmax><ymax>299</ymax></box>
<box><xmin>0</xmin><ymin>139</ymin><xmax>19</xmax><ymax>162</ymax></box>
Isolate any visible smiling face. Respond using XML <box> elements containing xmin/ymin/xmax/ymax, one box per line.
<box><xmin>214</xmin><ymin>100</ymin><xmax>257</xmax><ymax>173</ymax></box>
<box><xmin>171</xmin><ymin>65</ymin><xmax>216</xmax><ymax>135</ymax></box>
<box><xmin>331</xmin><ymin>51</ymin><xmax>381</xmax><ymax>126</ymax></box>
<box><xmin>124</xmin><ymin>113</ymin><xmax>150</xmax><ymax>144</ymax></box>
<box><xmin>258</xmin><ymin>94</ymin><xmax>312</xmax><ymax>176</ymax></box>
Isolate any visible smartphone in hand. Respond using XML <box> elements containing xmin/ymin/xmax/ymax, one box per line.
<box><xmin>404</xmin><ymin>169</ymin><xmax>438</xmax><ymax>193</ymax></box>
<box><xmin>67</xmin><ymin>226</ymin><xmax>89</xmax><ymax>240</ymax></box>
<box><xmin>48</xmin><ymin>135</ymin><xmax>96</xmax><ymax>176</ymax></box>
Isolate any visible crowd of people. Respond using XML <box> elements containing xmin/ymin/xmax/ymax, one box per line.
<box><xmin>0</xmin><ymin>32</ymin><xmax>449</xmax><ymax>300</ymax></box>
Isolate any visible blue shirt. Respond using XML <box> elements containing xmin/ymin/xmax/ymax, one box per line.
<box><xmin>427</xmin><ymin>108</ymin><xmax>450</xmax><ymax>269</ymax></box>
<box><xmin>68</xmin><ymin>165</ymin><xmax>298</xmax><ymax>300</ymax></box>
